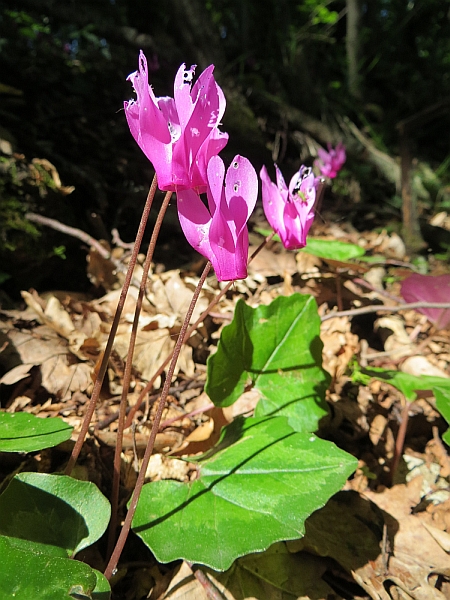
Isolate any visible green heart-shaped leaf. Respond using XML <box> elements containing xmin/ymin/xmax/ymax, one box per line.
<box><xmin>300</xmin><ymin>238</ymin><xmax>365</xmax><ymax>261</ymax></box>
<box><xmin>132</xmin><ymin>416</ymin><xmax>356</xmax><ymax>571</ymax></box>
<box><xmin>206</xmin><ymin>294</ymin><xmax>329</xmax><ymax>432</ymax></box>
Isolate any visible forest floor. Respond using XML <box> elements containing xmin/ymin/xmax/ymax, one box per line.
<box><xmin>1</xmin><ymin>198</ymin><xmax>450</xmax><ymax>600</ymax></box>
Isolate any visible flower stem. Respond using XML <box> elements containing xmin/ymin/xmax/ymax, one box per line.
<box><xmin>65</xmin><ymin>176</ymin><xmax>158</xmax><ymax>476</ymax></box>
<box><xmin>107</xmin><ymin>190</ymin><xmax>172</xmax><ymax>558</ymax></box>
<box><xmin>104</xmin><ymin>261</ymin><xmax>212</xmax><ymax>580</ymax></box>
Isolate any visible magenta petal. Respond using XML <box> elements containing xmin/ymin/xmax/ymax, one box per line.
<box><xmin>209</xmin><ymin>215</ymin><xmax>243</xmax><ymax>280</ymax></box>
<box><xmin>206</xmin><ymin>155</ymin><xmax>225</xmax><ymax>215</ymax></box>
<box><xmin>190</xmin><ymin>65</ymin><xmax>215</xmax><ymax>106</ymax></box>
<box><xmin>335</xmin><ymin>142</ymin><xmax>346</xmax><ymax>165</ymax></box>
<box><xmin>209</xmin><ymin>155</ymin><xmax>257</xmax><ymax>280</ymax></box>
<box><xmin>260</xmin><ymin>164</ymin><xmax>318</xmax><ymax>250</ymax></box>
<box><xmin>215</xmin><ymin>81</ymin><xmax>227</xmax><ymax>123</ymax></box>
<box><xmin>224</xmin><ymin>156</ymin><xmax>258</xmax><ymax>229</ymax></box>
<box><xmin>157</xmin><ymin>97</ymin><xmax>181</xmax><ymax>142</ymax></box>
<box><xmin>401</xmin><ymin>274</ymin><xmax>450</xmax><ymax>329</ymax></box>
<box><xmin>316</xmin><ymin>142</ymin><xmax>346</xmax><ymax>179</ymax></box>
<box><xmin>126</xmin><ymin>53</ymin><xmax>227</xmax><ymax>192</ymax></box>
<box><xmin>260</xmin><ymin>165</ymin><xmax>288</xmax><ymax>243</ymax></box>
<box><xmin>193</xmin><ymin>129</ymin><xmax>229</xmax><ymax>192</ymax></box>
<box><xmin>177</xmin><ymin>188</ymin><xmax>213</xmax><ymax>260</ymax></box>
<box><xmin>171</xmin><ymin>68</ymin><xmax>223</xmax><ymax>190</ymax></box>
<box><xmin>275</xmin><ymin>164</ymin><xmax>288</xmax><ymax>194</ymax></box>
<box><xmin>173</xmin><ymin>63</ymin><xmax>196</xmax><ymax>130</ymax></box>
<box><xmin>127</xmin><ymin>51</ymin><xmax>171</xmax><ymax>144</ymax></box>
<box><xmin>282</xmin><ymin>202</ymin><xmax>305</xmax><ymax>249</ymax></box>
<box><xmin>184</xmin><ymin>71</ymin><xmax>219</xmax><ymax>152</ymax></box>
<box><xmin>317</xmin><ymin>147</ymin><xmax>330</xmax><ymax>164</ymax></box>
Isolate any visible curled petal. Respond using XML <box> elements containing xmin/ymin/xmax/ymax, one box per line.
<box><xmin>173</xmin><ymin>63</ymin><xmax>197</xmax><ymax>130</ymax></box>
<box><xmin>209</xmin><ymin>155</ymin><xmax>257</xmax><ymax>280</ymax></box>
<box><xmin>260</xmin><ymin>165</ymin><xmax>287</xmax><ymax>242</ymax></box>
<box><xmin>125</xmin><ymin>51</ymin><xmax>171</xmax><ymax>145</ymax></box>
<box><xmin>193</xmin><ymin>129</ymin><xmax>229</xmax><ymax>194</ymax></box>
<box><xmin>206</xmin><ymin>155</ymin><xmax>225</xmax><ymax>215</ymax></box>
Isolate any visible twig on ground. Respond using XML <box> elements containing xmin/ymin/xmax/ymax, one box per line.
<box><xmin>321</xmin><ymin>301</ymin><xmax>450</xmax><ymax>322</ymax></box>
<box><xmin>353</xmin><ymin>277</ymin><xmax>404</xmax><ymax>303</ymax></box>
<box><xmin>111</xmin><ymin>228</ymin><xmax>135</xmax><ymax>250</ymax></box>
<box><xmin>390</xmin><ymin>400</ymin><xmax>409</xmax><ymax>485</ymax></box>
<box><xmin>159</xmin><ymin>403</ymin><xmax>215</xmax><ymax>429</ymax></box>
<box><xmin>188</xmin><ymin>563</ymin><xmax>226</xmax><ymax>600</ymax></box>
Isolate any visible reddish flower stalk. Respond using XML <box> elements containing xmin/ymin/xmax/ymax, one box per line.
<box><xmin>65</xmin><ymin>176</ymin><xmax>158</xmax><ymax>476</ymax></box>
<box><xmin>104</xmin><ymin>262</ymin><xmax>212</xmax><ymax>580</ymax></box>
<box><xmin>107</xmin><ymin>190</ymin><xmax>173</xmax><ymax>559</ymax></box>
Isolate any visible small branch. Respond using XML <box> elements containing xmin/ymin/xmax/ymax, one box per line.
<box><xmin>321</xmin><ymin>301</ymin><xmax>450</xmax><ymax>322</ymax></box>
<box><xmin>111</xmin><ymin>228</ymin><xmax>135</xmax><ymax>250</ymax></box>
<box><xmin>390</xmin><ymin>401</ymin><xmax>409</xmax><ymax>485</ymax></box>
<box><xmin>26</xmin><ymin>212</ymin><xmax>111</xmax><ymax>260</ymax></box>
<box><xmin>159</xmin><ymin>403</ymin><xmax>215</xmax><ymax>429</ymax></box>
<box><xmin>352</xmin><ymin>277</ymin><xmax>403</xmax><ymax>303</ymax></box>
<box><xmin>188</xmin><ymin>563</ymin><xmax>226</xmax><ymax>600</ymax></box>
<box><xmin>26</xmin><ymin>212</ymin><xmax>142</xmax><ymax>285</ymax></box>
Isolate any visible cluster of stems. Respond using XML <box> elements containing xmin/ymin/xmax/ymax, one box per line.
<box><xmin>63</xmin><ymin>175</ymin><xmax>274</xmax><ymax>580</ymax></box>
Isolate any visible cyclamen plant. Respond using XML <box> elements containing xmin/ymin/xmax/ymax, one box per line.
<box><xmin>1</xmin><ymin>51</ymin><xmax>362</xmax><ymax>598</ymax></box>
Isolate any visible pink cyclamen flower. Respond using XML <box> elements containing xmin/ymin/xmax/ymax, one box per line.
<box><xmin>401</xmin><ymin>273</ymin><xmax>450</xmax><ymax>330</ymax></box>
<box><xmin>177</xmin><ymin>155</ymin><xmax>258</xmax><ymax>281</ymax></box>
<box><xmin>315</xmin><ymin>142</ymin><xmax>346</xmax><ymax>179</ymax></box>
<box><xmin>124</xmin><ymin>51</ymin><xmax>228</xmax><ymax>193</ymax></box>
<box><xmin>260</xmin><ymin>164</ymin><xmax>320</xmax><ymax>250</ymax></box>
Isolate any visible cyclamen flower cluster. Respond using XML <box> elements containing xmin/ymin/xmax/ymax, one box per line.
<box><xmin>125</xmin><ymin>52</ymin><xmax>325</xmax><ymax>278</ymax></box>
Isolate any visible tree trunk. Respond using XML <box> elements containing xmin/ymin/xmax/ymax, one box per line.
<box><xmin>346</xmin><ymin>0</ymin><xmax>361</xmax><ymax>100</ymax></box>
